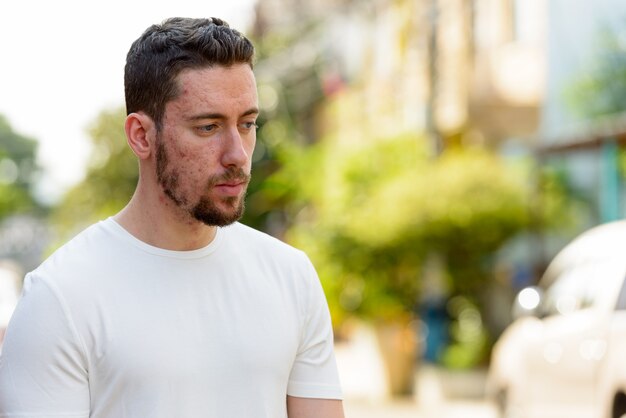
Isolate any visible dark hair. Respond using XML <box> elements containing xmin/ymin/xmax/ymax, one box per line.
<box><xmin>124</xmin><ymin>17</ymin><xmax>255</xmax><ymax>130</ymax></box>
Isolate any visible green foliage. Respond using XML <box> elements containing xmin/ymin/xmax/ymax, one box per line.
<box><xmin>564</xmin><ymin>22</ymin><xmax>626</xmax><ymax>118</ymax></box>
<box><xmin>0</xmin><ymin>183</ymin><xmax>33</xmax><ymax>219</ymax></box>
<box><xmin>51</xmin><ymin>108</ymin><xmax>136</xmax><ymax>244</ymax></box>
<box><xmin>280</xmin><ymin>135</ymin><xmax>570</xmax><ymax>328</ymax></box>
<box><xmin>440</xmin><ymin>295</ymin><xmax>489</xmax><ymax>369</ymax></box>
<box><xmin>0</xmin><ymin>115</ymin><xmax>40</xmax><ymax>219</ymax></box>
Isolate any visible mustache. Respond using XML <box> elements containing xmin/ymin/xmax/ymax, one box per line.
<box><xmin>207</xmin><ymin>167</ymin><xmax>251</xmax><ymax>187</ymax></box>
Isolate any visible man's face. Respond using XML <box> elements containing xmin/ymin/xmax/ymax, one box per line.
<box><xmin>155</xmin><ymin>64</ymin><xmax>258</xmax><ymax>226</ymax></box>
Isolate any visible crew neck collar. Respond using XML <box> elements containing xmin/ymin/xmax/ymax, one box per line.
<box><xmin>102</xmin><ymin>217</ymin><xmax>224</xmax><ymax>259</ymax></box>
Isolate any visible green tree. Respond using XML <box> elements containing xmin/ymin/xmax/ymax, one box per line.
<box><xmin>565</xmin><ymin>22</ymin><xmax>626</xmax><ymax>118</ymax></box>
<box><xmin>0</xmin><ymin>115</ymin><xmax>40</xmax><ymax>219</ymax></box>
<box><xmin>276</xmin><ymin>134</ymin><xmax>578</xmax><ymax>335</ymax></box>
<box><xmin>564</xmin><ymin>21</ymin><xmax>626</xmax><ymax>184</ymax></box>
<box><xmin>51</xmin><ymin>108</ymin><xmax>136</xmax><ymax>244</ymax></box>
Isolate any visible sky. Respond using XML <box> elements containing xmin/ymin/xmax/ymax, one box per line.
<box><xmin>0</xmin><ymin>0</ymin><xmax>256</xmax><ymax>204</ymax></box>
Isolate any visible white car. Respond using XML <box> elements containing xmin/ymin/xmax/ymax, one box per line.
<box><xmin>487</xmin><ymin>220</ymin><xmax>626</xmax><ymax>418</ymax></box>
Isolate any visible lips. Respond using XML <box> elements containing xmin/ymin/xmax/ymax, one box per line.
<box><xmin>217</xmin><ymin>180</ymin><xmax>246</xmax><ymax>187</ymax></box>
<box><xmin>214</xmin><ymin>181</ymin><xmax>247</xmax><ymax>197</ymax></box>
<box><xmin>208</xmin><ymin>168</ymin><xmax>250</xmax><ymax>197</ymax></box>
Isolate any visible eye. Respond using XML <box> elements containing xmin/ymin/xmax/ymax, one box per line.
<box><xmin>240</xmin><ymin>121</ymin><xmax>258</xmax><ymax>130</ymax></box>
<box><xmin>196</xmin><ymin>124</ymin><xmax>218</xmax><ymax>134</ymax></box>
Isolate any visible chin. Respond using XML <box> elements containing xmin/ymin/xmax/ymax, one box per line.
<box><xmin>191</xmin><ymin>199</ymin><xmax>245</xmax><ymax>227</ymax></box>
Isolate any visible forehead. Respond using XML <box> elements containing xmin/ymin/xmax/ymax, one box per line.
<box><xmin>167</xmin><ymin>64</ymin><xmax>258</xmax><ymax>116</ymax></box>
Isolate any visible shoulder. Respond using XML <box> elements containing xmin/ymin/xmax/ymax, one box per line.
<box><xmin>220</xmin><ymin>223</ymin><xmax>317</xmax><ymax>288</ymax></box>
<box><xmin>32</xmin><ymin>220</ymin><xmax>115</xmax><ymax>288</ymax></box>
<box><xmin>222</xmin><ymin>222</ymin><xmax>307</xmax><ymax>260</ymax></box>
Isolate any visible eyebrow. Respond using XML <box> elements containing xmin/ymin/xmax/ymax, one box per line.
<box><xmin>187</xmin><ymin>108</ymin><xmax>259</xmax><ymax>121</ymax></box>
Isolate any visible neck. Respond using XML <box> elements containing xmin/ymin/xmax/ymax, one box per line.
<box><xmin>114</xmin><ymin>180</ymin><xmax>217</xmax><ymax>251</ymax></box>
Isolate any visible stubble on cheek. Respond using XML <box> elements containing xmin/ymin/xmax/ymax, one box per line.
<box><xmin>156</xmin><ymin>134</ymin><xmax>188</xmax><ymax>207</ymax></box>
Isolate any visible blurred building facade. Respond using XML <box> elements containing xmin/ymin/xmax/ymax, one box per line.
<box><xmin>539</xmin><ymin>0</ymin><xmax>626</xmax><ymax>245</ymax></box>
<box><xmin>253</xmin><ymin>0</ymin><xmax>626</xmax><ymax>261</ymax></box>
<box><xmin>252</xmin><ymin>0</ymin><xmax>546</xmax><ymax>153</ymax></box>
<box><xmin>470</xmin><ymin>0</ymin><xmax>545</xmax><ymax>146</ymax></box>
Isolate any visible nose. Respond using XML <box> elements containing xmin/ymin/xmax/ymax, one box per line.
<box><xmin>221</xmin><ymin>127</ymin><xmax>252</xmax><ymax>168</ymax></box>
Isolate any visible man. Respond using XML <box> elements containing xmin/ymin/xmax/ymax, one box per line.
<box><xmin>0</xmin><ymin>17</ymin><xmax>344</xmax><ymax>418</ymax></box>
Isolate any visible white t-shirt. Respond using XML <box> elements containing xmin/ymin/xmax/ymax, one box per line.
<box><xmin>0</xmin><ymin>219</ymin><xmax>342</xmax><ymax>418</ymax></box>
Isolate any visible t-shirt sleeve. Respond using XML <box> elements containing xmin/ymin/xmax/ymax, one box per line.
<box><xmin>0</xmin><ymin>272</ymin><xmax>90</xmax><ymax>417</ymax></box>
<box><xmin>287</xmin><ymin>255</ymin><xmax>343</xmax><ymax>400</ymax></box>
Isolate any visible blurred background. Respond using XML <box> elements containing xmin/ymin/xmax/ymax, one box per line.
<box><xmin>2</xmin><ymin>0</ymin><xmax>626</xmax><ymax>417</ymax></box>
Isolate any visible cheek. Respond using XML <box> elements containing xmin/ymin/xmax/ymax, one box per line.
<box><xmin>171</xmin><ymin>139</ymin><xmax>193</xmax><ymax>161</ymax></box>
<box><xmin>187</xmin><ymin>148</ymin><xmax>219</xmax><ymax>177</ymax></box>
<box><xmin>175</xmin><ymin>143</ymin><xmax>208</xmax><ymax>169</ymax></box>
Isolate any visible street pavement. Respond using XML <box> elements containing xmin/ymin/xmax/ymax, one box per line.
<box><xmin>341</xmin><ymin>365</ymin><xmax>498</xmax><ymax>418</ymax></box>
<box><xmin>335</xmin><ymin>324</ymin><xmax>498</xmax><ymax>418</ymax></box>
<box><xmin>344</xmin><ymin>399</ymin><xmax>497</xmax><ymax>418</ymax></box>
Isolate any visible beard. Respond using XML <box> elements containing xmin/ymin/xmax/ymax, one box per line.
<box><xmin>155</xmin><ymin>135</ymin><xmax>250</xmax><ymax>227</ymax></box>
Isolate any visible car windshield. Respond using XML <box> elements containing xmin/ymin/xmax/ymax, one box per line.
<box><xmin>541</xmin><ymin>259</ymin><xmax>624</xmax><ymax>317</ymax></box>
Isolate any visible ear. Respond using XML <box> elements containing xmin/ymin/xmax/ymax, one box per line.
<box><xmin>125</xmin><ymin>112</ymin><xmax>155</xmax><ymax>160</ymax></box>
